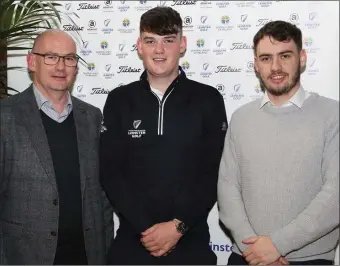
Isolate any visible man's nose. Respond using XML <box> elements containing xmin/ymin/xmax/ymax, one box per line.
<box><xmin>271</xmin><ymin>56</ymin><xmax>282</xmax><ymax>72</ymax></box>
<box><xmin>155</xmin><ymin>41</ymin><xmax>165</xmax><ymax>53</ymax></box>
<box><xmin>56</xmin><ymin>57</ymin><xmax>66</xmax><ymax>70</ymax></box>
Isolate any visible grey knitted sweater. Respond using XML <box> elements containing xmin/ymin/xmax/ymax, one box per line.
<box><xmin>218</xmin><ymin>93</ymin><xmax>339</xmax><ymax>261</ymax></box>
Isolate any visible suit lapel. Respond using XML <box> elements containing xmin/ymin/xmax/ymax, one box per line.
<box><xmin>72</xmin><ymin>99</ymin><xmax>88</xmax><ymax>198</ymax></box>
<box><xmin>17</xmin><ymin>86</ymin><xmax>58</xmax><ymax>193</ymax></box>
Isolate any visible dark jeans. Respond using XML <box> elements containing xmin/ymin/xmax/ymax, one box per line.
<box><xmin>228</xmin><ymin>252</ymin><xmax>333</xmax><ymax>265</ymax></box>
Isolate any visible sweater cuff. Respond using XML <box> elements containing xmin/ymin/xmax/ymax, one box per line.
<box><xmin>270</xmin><ymin>228</ymin><xmax>294</xmax><ymax>256</ymax></box>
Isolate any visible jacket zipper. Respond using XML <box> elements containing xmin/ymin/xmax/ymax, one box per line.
<box><xmin>150</xmin><ymin>87</ymin><xmax>175</xmax><ymax>135</ymax></box>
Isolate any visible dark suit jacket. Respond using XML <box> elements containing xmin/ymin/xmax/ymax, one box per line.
<box><xmin>0</xmin><ymin>86</ymin><xmax>114</xmax><ymax>264</ymax></box>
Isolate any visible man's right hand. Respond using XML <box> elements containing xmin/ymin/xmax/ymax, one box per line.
<box><xmin>141</xmin><ymin>221</ymin><xmax>182</xmax><ymax>257</ymax></box>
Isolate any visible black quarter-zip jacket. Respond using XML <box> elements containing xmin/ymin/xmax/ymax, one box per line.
<box><xmin>100</xmin><ymin>67</ymin><xmax>227</xmax><ymax>245</ymax></box>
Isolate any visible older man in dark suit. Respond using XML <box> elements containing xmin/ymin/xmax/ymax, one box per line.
<box><xmin>0</xmin><ymin>29</ymin><xmax>113</xmax><ymax>265</ymax></box>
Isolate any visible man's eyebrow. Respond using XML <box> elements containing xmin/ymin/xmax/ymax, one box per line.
<box><xmin>143</xmin><ymin>36</ymin><xmax>155</xmax><ymax>40</ymax></box>
<box><xmin>258</xmin><ymin>53</ymin><xmax>272</xmax><ymax>57</ymax></box>
<box><xmin>277</xmin><ymin>50</ymin><xmax>294</xmax><ymax>55</ymax></box>
<box><xmin>163</xmin><ymin>35</ymin><xmax>177</xmax><ymax>39</ymax></box>
<box><xmin>143</xmin><ymin>35</ymin><xmax>177</xmax><ymax>41</ymax></box>
<box><xmin>44</xmin><ymin>52</ymin><xmax>77</xmax><ymax>56</ymax></box>
<box><xmin>64</xmin><ymin>53</ymin><xmax>77</xmax><ymax>57</ymax></box>
<box><xmin>258</xmin><ymin>50</ymin><xmax>294</xmax><ymax>57</ymax></box>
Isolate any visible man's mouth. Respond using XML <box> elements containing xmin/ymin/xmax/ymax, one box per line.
<box><xmin>269</xmin><ymin>74</ymin><xmax>287</xmax><ymax>82</ymax></box>
<box><xmin>153</xmin><ymin>58</ymin><xmax>166</xmax><ymax>62</ymax></box>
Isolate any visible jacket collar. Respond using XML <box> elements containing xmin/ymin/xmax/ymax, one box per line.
<box><xmin>139</xmin><ymin>66</ymin><xmax>187</xmax><ymax>88</ymax></box>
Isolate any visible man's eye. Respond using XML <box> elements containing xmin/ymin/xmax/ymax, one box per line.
<box><xmin>281</xmin><ymin>54</ymin><xmax>291</xmax><ymax>59</ymax></box>
<box><xmin>65</xmin><ymin>57</ymin><xmax>76</xmax><ymax>61</ymax></box>
<box><xmin>47</xmin><ymin>55</ymin><xmax>58</xmax><ymax>60</ymax></box>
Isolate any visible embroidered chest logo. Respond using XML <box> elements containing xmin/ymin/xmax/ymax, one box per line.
<box><xmin>128</xmin><ymin>120</ymin><xmax>146</xmax><ymax>138</ymax></box>
<box><xmin>133</xmin><ymin>120</ymin><xmax>141</xmax><ymax>129</ymax></box>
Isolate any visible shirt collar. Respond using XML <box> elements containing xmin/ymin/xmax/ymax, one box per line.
<box><xmin>33</xmin><ymin>84</ymin><xmax>72</xmax><ymax>110</ymax></box>
<box><xmin>260</xmin><ymin>86</ymin><xmax>306</xmax><ymax>109</ymax></box>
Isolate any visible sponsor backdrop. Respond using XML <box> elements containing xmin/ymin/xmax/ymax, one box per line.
<box><xmin>7</xmin><ymin>1</ymin><xmax>339</xmax><ymax>264</ymax></box>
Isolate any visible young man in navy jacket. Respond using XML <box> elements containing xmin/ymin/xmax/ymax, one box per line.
<box><xmin>100</xmin><ymin>6</ymin><xmax>227</xmax><ymax>265</ymax></box>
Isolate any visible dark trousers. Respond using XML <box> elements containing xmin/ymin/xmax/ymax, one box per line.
<box><xmin>228</xmin><ymin>252</ymin><xmax>333</xmax><ymax>265</ymax></box>
<box><xmin>107</xmin><ymin>230</ymin><xmax>217</xmax><ymax>265</ymax></box>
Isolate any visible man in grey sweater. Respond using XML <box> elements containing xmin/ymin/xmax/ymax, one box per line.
<box><xmin>218</xmin><ymin>20</ymin><xmax>339</xmax><ymax>265</ymax></box>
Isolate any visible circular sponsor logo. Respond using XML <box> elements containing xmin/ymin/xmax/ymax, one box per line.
<box><xmin>184</xmin><ymin>16</ymin><xmax>192</xmax><ymax>25</ymax></box>
<box><xmin>289</xmin><ymin>13</ymin><xmax>299</xmax><ymax>22</ymax></box>
<box><xmin>216</xmin><ymin>84</ymin><xmax>225</xmax><ymax>92</ymax></box>
<box><xmin>89</xmin><ymin>20</ymin><xmax>96</xmax><ymax>28</ymax></box>
<box><xmin>247</xmin><ymin>61</ymin><xmax>254</xmax><ymax>70</ymax></box>
<box><xmin>104</xmin><ymin>0</ymin><xmax>113</xmax><ymax>6</ymax></box>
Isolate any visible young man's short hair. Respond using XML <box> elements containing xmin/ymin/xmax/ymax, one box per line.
<box><xmin>140</xmin><ymin>6</ymin><xmax>183</xmax><ymax>36</ymax></box>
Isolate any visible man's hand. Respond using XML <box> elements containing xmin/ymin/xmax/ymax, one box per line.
<box><xmin>242</xmin><ymin>236</ymin><xmax>281</xmax><ymax>265</ymax></box>
<box><xmin>270</xmin><ymin>257</ymin><xmax>289</xmax><ymax>265</ymax></box>
<box><xmin>141</xmin><ymin>221</ymin><xmax>182</xmax><ymax>257</ymax></box>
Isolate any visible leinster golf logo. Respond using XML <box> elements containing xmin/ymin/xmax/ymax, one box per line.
<box><xmin>128</xmin><ymin>120</ymin><xmax>146</xmax><ymax>138</ymax></box>
<box><xmin>133</xmin><ymin>120</ymin><xmax>142</xmax><ymax>129</ymax></box>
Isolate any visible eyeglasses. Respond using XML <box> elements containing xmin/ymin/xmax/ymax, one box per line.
<box><xmin>32</xmin><ymin>52</ymin><xmax>79</xmax><ymax>67</ymax></box>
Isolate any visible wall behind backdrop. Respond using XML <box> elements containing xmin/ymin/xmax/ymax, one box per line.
<box><xmin>7</xmin><ymin>1</ymin><xmax>339</xmax><ymax>264</ymax></box>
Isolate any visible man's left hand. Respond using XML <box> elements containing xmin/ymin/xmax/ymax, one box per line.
<box><xmin>141</xmin><ymin>221</ymin><xmax>182</xmax><ymax>257</ymax></box>
<box><xmin>242</xmin><ymin>236</ymin><xmax>281</xmax><ymax>265</ymax></box>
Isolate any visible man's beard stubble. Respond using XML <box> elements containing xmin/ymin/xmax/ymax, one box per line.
<box><xmin>259</xmin><ymin>63</ymin><xmax>301</xmax><ymax>96</ymax></box>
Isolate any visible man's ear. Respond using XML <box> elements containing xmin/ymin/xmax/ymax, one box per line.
<box><xmin>300</xmin><ymin>49</ymin><xmax>307</xmax><ymax>69</ymax></box>
<box><xmin>180</xmin><ymin>35</ymin><xmax>187</xmax><ymax>55</ymax></box>
<box><xmin>137</xmin><ymin>36</ymin><xmax>143</xmax><ymax>56</ymax></box>
<box><xmin>254</xmin><ymin>56</ymin><xmax>259</xmax><ymax>73</ymax></box>
<box><xmin>27</xmin><ymin>53</ymin><xmax>36</xmax><ymax>72</ymax></box>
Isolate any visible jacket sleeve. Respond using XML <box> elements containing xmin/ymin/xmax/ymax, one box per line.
<box><xmin>101</xmin><ymin>189</ymin><xmax>114</xmax><ymax>252</ymax></box>
<box><xmin>217</xmin><ymin>117</ymin><xmax>258</xmax><ymax>252</ymax></box>
<box><xmin>172</xmin><ymin>90</ymin><xmax>227</xmax><ymax>229</ymax></box>
<box><xmin>270</xmin><ymin>106</ymin><xmax>339</xmax><ymax>256</ymax></box>
<box><xmin>99</xmin><ymin>91</ymin><xmax>154</xmax><ymax>234</ymax></box>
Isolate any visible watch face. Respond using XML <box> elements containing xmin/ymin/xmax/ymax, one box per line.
<box><xmin>178</xmin><ymin>222</ymin><xmax>188</xmax><ymax>234</ymax></box>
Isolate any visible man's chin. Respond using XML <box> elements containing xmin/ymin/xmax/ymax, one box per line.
<box><xmin>266</xmin><ymin>87</ymin><xmax>292</xmax><ymax>96</ymax></box>
<box><xmin>148</xmin><ymin>69</ymin><xmax>169</xmax><ymax>77</ymax></box>
<box><xmin>50</xmin><ymin>86</ymin><xmax>70</xmax><ymax>92</ymax></box>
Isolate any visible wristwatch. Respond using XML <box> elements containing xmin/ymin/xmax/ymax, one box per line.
<box><xmin>173</xmin><ymin>218</ymin><xmax>189</xmax><ymax>234</ymax></box>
